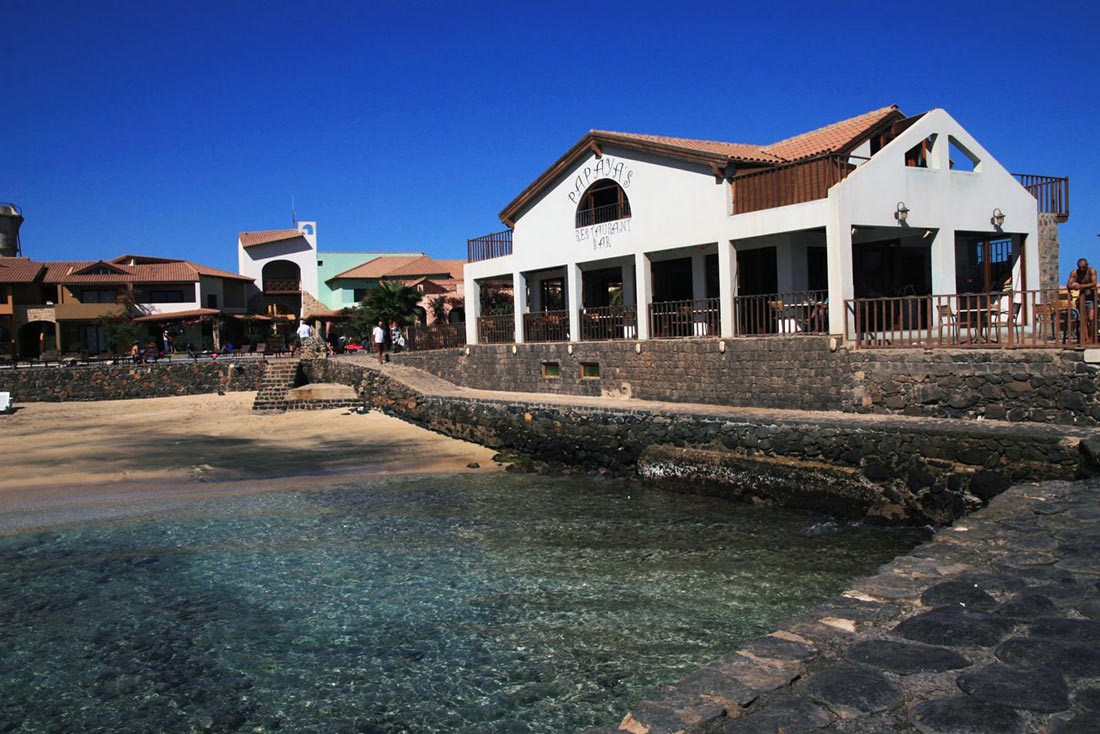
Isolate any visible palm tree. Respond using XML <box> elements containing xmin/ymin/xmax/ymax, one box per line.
<box><xmin>353</xmin><ymin>281</ymin><xmax>425</xmax><ymax>340</ymax></box>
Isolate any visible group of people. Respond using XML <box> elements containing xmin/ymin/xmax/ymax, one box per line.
<box><xmin>372</xmin><ymin>320</ymin><xmax>406</xmax><ymax>364</ymax></box>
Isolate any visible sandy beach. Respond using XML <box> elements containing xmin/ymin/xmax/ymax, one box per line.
<box><xmin>0</xmin><ymin>392</ymin><xmax>501</xmax><ymax>531</ymax></box>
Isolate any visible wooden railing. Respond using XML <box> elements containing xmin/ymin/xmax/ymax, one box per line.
<box><xmin>649</xmin><ymin>298</ymin><xmax>720</xmax><ymax>338</ymax></box>
<box><xmin>1012</xmin><ymin>173</ymin><xmax>1069</xmax><ymax>222</ymax></box>
<box><xmin>477</xmin><ymin>314</ymin><xmax>513</xmax><ymax>343</ymax></box>
<box><xmin>263</xmin><ymin>279</ymin><xmax>300</xmax><ymax>293</ymax></box>
<box><xmin>576</xmin><ymin>202</ymin><xmax>631</xmax><ymax>229</ymax></box>
<box><xmin>523</xmin><ymin>309</ymin><xmax>569</xmax><ymax>342</ymax></box>
<box><xmin>845</xmin><ymin>288</ymin><xmax>1098</xmax><ymax>349</ymax></box>
<box><xmin>580</xmin><ymin>305</ymin><xmax>637</xmax><ymax>340</ymax></box>
<box><xmin>405</xmin><ymin>321</ymin><xmax>466</xmax><ymax>351</ymax></box>
<box><xmin>732</xmin><ymin>154</ymin><xmax>867</xmax><ymax>214</ymax></box>
<box><xmin>467</xmin><ymin>229</ymin><xmax>513</xmax><ymax>263</ymax></box>
<box><xmin>734</xmin><ymin>290</ymin><xmax>828</xmax><ymax>336</ymax></box>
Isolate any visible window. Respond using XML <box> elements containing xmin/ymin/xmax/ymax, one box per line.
<box><xmin>580</xmin><ymin>362</ymin><xmax>600</xmax><ymax>379</ymax></box>
<box><xmin>575</xmin><ymin>180</ymin><xmax>631</xmax><ymax>228</ymax></box>
<box><xmin>207</xmin><ymin>294</ymin><xmax>218</xmax><ymax>308</ymax></box>
<box><xmin>541</xmin><ymin>361</ymin><xmax>560</xmax><ymax>378</ymax></box>
<box><xmin>539</xmin><ymin>279</ymin><xmax>565</xmax><ymax>311</ymax></box>
<box><xmin>353</xmin><ymin>288</ymin><xmax>370</xmax><ymax>302</ymax></box>
<box><xmin>904</xmin><ymin>135</ymin><xmax>937</xmax><ymax>168</ymax></box>
<box><xmin>147</xmin><ymin>289</ymin><xmax>185</xmax><ymax>303</ymax></box>
<box><xmin>948</xmin><ymin>136</ymin><xmax>979</xmax><ymax>172</ymax></box>
<box><xmin>955</xmin><ymin>234</ymin><xmax>1023</xmax><ymax>294</ymax></box>
<box><xmin>81</xmin><ymin>289</ymin><xmax>118</xmax><ymax>303</ymax></box>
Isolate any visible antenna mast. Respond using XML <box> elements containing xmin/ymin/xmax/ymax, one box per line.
<box><xmin>291</xmin><ymin>195</ymin><xmax>297</xmax><ymax>227</ymax></box>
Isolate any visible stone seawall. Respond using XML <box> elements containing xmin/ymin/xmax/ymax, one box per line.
<box><xmin>392</xmin><ymin>340</ymin><xmax>1100</xmax><ymax>425</ymax></box>
<box><xmin>304</xmin><ymin>360</ymin><xmax>1097</xmax><ymax>525</ymax></box>
<box><xmin>0</xmin><ymin>360</ymin><xmax>265</xmax><ymax>402</ymax></box>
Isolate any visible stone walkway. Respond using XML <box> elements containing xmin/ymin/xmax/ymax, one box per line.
<box><xmin>336</xmin><ymin>355</ymin><xmax>1098</xmax><ymax>446</ymax></box>
<box><xmin>578</xmin><ymin>477</ymin><xmax>1100</xmax><ymax>734</ymax></box>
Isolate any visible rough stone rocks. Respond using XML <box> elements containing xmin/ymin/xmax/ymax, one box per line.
<box><xmin>894</xmin><ymin>606</ymin><xmax>1013</xmax><ymax>647</ymax></box>
<box><xmin>955</xmin><ymin>663</ymin><xmax>1070</xmax><ymax>712</ymax></box>
<box><xmin>910</xmin><ymin>697</ymin><xmax>1024</xmax><ymax>734</ymax></box>
<box><xmin>995</xmin><ymin>637</ymin><xmax>1100</xmax><ymax>677</ymax></box>
<box><xmin>920</xmin><ymin>580</ymin><xmax>997</xmax><ymax>610</ymax></box>
<box><xmin>844</xmin><ymin>640</ymin><xmax>970</xmax><ymax>675</ymax></box>
<box><xmin>802</xmin><ymin>666</ymin><xmax>904</xmax><ymax>717</ymax></box>
<box><xmin>720</xmin><ymin>697</ymin><xmax>834</xmax><ymax>733</ymax></box>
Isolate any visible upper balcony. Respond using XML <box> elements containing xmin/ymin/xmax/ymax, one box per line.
<box><xmin>730</xmin><ymin>152</ymin><xmax>1070</xmax><ymax>221</ymax></box>
<box><xmin>263</xmin><ymin>278</ymin><xmax>301</xmax><ymax>294</ymax></box>
<box><xmin>467</xmin><ymin>229</ymin><xmax>512</xmax><ymax>263</ymax></box>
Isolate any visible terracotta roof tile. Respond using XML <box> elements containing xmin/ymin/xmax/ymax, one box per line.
<box><xmin>593</xmin><ymin>131</ymin><xmax>782</xmax><ymax>164</ymax></box>
<box><xmin>328</xmin><ymin>256</ymin><xmax>423</xmax><ymax>280</ymax></box>
<box><xmin>190</xmin><ymin>263</ymin><xmax>254</xmax><ymax>282</ymax></box>
<box><xmin>0</xmin><ymin>257</ymin><xmax>44</xmax><ymax>283</ymax></box>
<box><xmin>381</xmin><ymin>255</ymin><xmax>455</xmax><ymax>278</ymax></box>
<box><xmin>761</xmin><ymin>105</ymin><xmax>902</xmax><ymax>161</ymax></box>
<box><xmin>239</xmin><ymin>229</ymin><xmax>305</xmax><ymax>248</ymax></box>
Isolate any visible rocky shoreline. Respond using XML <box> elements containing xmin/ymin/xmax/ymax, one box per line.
<box><xmin>585</xmin><ymin>477</ymin><xmax>1100</xmax><ymax>733</ymax></box>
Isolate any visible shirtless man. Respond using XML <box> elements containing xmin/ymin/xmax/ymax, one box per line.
<box><xmin>1068</xmin><ymin>258</ymin><xmax>1097</xmax><ymax>343</ymax></box>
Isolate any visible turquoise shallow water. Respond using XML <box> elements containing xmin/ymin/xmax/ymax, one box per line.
<box><xmin>0</xmin><ymin>473</ymin><xmax>925</xmax><ymax>733</ymax></box>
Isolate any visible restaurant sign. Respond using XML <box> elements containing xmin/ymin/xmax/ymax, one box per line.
<box><xmin>566</xmin><ymin>156</ymin><xmax>634</xmax><ymax>204</ymax></box>
<box><xmin>575</xmin><ymin>218</ymin><xmax>631</xmax><ymax>251</ymax></box>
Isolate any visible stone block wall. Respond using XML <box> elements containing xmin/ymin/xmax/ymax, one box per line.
<box><xmin>391</xmin><ymin>339</ymin><xmax>1100</xmax><ymax>425</ymax></box>
<box><xmin>393</xmin><ymin>337</ymin><xmax>852</xmax><ymax>411</ymax></box>
<box><xmin>0</xmin><ymin>360</ymin><xmax>265</xmax><ymax>402</ymax></box>
<box><xmin>1038</xmin><ymin>212</ymin><xmax>1061</xmax><ymax>292</ymax></box>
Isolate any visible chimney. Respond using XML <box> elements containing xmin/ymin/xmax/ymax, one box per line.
<box><xmin>0</xmin><ymin>203</ymin><xmax>23</xmax><ymax>257</ymax></box>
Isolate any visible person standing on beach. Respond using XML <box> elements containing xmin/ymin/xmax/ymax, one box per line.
<box><xmin>373</xmin><ymin>320</ymin><xmax>386</xmax><ymax>363</ymax></box>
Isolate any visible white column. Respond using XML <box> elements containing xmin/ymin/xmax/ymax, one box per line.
<box><xmin>718</xmin><ymin>240</ymin><xmax>737</xmax><ymax>338</ymax></box>
<box><xmin>512</xmin><ymin>271</ymin><xmax>527</xmax><ymax>344</ymax></box>
<box><xmin>566</xmin><ymin>263</ymin><xmax>582</xmax><ymax>342</ymax></box>
<box><xmin>464</xmin><ymin>278</ymin><xmax>481</xmax><ymax>345</ymax></box>
<box><xmin>635</xmin><ymin>252</ymin><xmax>652</xmax><ymax>340</ymax></box>
<box><xmin>825</xmin><ymin>195</ymin><xmax>852</xmax><ymax>338</ymax></box>
<box><xmin>930</xmin><ymin>228</ymin><xmax>956</xmax><ymax>296</ymax></box>
<box><xmin>691</xmin><ymin>251</ymin><xmax>707</xmax><ymax>301</ymax></box>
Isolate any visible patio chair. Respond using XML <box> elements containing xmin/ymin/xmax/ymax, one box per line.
<box><xmin>936</xmin><ymin>304</ymin><xmax>959</xmax><ymax>344</ymax></box>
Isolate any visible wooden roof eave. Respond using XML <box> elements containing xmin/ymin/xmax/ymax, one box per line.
<box><xmin>498</xmin><ymin>132</ymin><xmax>739</xmax><ymax>226</ymax></box>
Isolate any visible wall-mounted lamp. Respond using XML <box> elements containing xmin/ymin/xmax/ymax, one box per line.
<box><xmin>991</xmin><ymin>208</ymin><xmax>1006</xmax><ymax>228</ymax></box>
<box><xmin>895</xmin><ymin>202</ymin><xmax>910</xmax><ymax>223</ymax></box>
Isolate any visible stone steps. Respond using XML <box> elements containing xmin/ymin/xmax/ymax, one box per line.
<box><xmin>251</xmin><ymin>361</ymin><xmax>302</xmax><ymax>412</ymax></box>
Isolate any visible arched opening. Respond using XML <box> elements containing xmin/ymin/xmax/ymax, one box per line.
<box><xmin>448</xmin><ymin>307</ymin><xmax>465</xmax><ymax>324</ymax></box>
<box><xmin>575</xmin><ymin>179</ymin><xmax>631</xmax><ymax>228</ymax></box>
<box><xmin>262</xmin><ymin>260</ymin><xmax>302</xmax><ymax>293</ymax></box>
<box><xmin>18</xmin><ymin>321</ymin><xmax>56</xmax><ymax>359</ymax></box>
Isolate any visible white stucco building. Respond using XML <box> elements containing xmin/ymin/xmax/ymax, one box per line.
<box><xmin>464</xmin><ymin>106</ymin><xmax>1069</xmax><ymax>348</ymax></box>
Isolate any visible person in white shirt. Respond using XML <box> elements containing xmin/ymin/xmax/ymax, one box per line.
<box><xmin>372</xmin><ymin>320</ymin><xmax>386</xmax><ymax>363</ymax></box>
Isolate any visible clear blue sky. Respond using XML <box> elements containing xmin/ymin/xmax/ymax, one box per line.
<box><xmin>3</xmin><ymin>0</ymin><xmax>1097</xmax><ymax>277</ymax></box>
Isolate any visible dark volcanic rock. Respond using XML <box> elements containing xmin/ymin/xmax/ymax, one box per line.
<box><xmin>1051</xmin><ymin>712</ymin><xmax>1100</xmax><ymax>734</ymax></box>
<box><xmin>845</xmin><ymin>639</ymin><xmax>970</xmax><ymax>674</ymax></box>
<box><xmin>920</xmin><ymin>580</ymin><xmax>998</xmax><ymax>610</ymax></box>
<box><xmin>910</xmin><ymin>696</ymin><xmax>1024</xmax><ymax>734</ymax></box>
<box><xmin>1076</xmin><ymin>687</ymin><xmax>1100</xmax><ymax>711</ymax></box>
<box><xmin>1030</xmin><ymin>616</ymin><xmax>1100</xmax><ymax>641</ymax></box>
<box><xmin>955</xmin><ymin>663</ymin><xmax>1069</xmax><ymax>712</ymax></box>
<box><xmin>994</xmin><ymin>594</ymin><xmax>1058</xmax><ymax>621</ymax></box>
<box><xmin>802</xmin><ymin>666</ymin><xmax>903</xmax><ymax>717</ymax></box>
<box><xmin>995</xmin><ymin>637</ymin><xmax>1100</xmax><ymax>677</ymax></box>
<box><xmin>720</xmin><ymin>697</ymin><xmax>834</xmax><ymax>733</ymax></box>
<box><xmin>894</xmin><ymin>606</ymin><xmax>1013</xmax><ymax>647</ymax></box>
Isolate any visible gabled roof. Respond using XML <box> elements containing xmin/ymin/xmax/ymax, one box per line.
<box><xmin>239</xmin><ymin>229</ymin><xmax>305</xmax><ymax>248</ymax></box>
<box><xmin>328</xmin><ymin>255</ymin><xmax>423</xmax><ymax>280</ymax></box>
<box><xmin>0</xmin><ymin>257</ymin><xmax>44</xmax><ymax>283</ymax></box>
<box><xmin>190</xmin><ymin>262</ymin><xmax>254</xmax><ymax>281</ymax></box>
<box><xmin>38</xmin><ymin>258</ymin><xmax>253</xmax><ymax>285</ymax></box>
<box><xmin>760</xmin><ymin>105</ymin><xmax>903</xmax><ymax>161</ymax></box>
<box><xmin>498</xmin><ymin>105</ymin><xmax>905</xmax><ymax>225</ymax></box>
<box><xmin>71</xmin><ymin>260</ymin><xmax>133</xmax><ymax>276</ymax></box>
<box><xmin>381</xmin><ymin>255</ymin><xmax>456</xmax><ymax>278</ymax></box>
